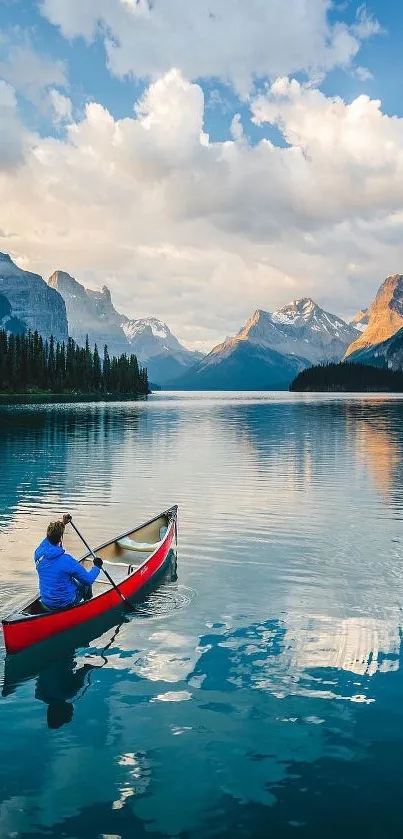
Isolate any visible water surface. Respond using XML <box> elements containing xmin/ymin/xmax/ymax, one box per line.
<box><xmin>1</xmin><ymin>392</ymin><xmax>403</xmax><ymax>838</ymax></box>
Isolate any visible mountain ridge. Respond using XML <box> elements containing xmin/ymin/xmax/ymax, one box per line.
<box><xmin>172</xmin><ymin>298</ymin><xmax>359</xmax><ymax>390</ymax></box>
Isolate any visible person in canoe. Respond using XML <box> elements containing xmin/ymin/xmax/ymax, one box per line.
<box><xmin>34</xmin><ymin>514</ymin><xmax>103</xmax><ymax>611</ymax></box>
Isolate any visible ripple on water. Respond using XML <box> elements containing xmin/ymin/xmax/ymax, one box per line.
<box><xmin>132</xmin><ymin>585</ymin><xmax>197</xmax><ymax>622</ymax></box>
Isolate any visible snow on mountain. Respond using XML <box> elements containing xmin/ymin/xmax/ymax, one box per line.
<box><xmin>209</xmin><ymin>299</ymin><xmax>359</xmax><ymax>366</ymax></box>
<box><xmin>173</xmin><ymin>298</ymin><xmax>359</xmax><ymax>390</ymax></box>
<box><xmin>123</xmin><ymin>317</ymin><xmax>204</xmax><ymax>384</ymax></box>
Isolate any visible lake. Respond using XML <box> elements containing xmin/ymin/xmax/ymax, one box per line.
<box><xmin>1</xmin><ymin>391</ymin><xmax>403</xmax><ymax>838</ymax></box>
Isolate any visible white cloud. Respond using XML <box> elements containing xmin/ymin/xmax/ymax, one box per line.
<box><xmin>50</xmin><ymin>89</ymin><xmax>73</xmax><ymax>123</ymax></box>
<box><xmin>2</xmin><ymin>69</ymin><xmax>403</xmax><ymax>348</ymax></box>
<box><xmin>40</xmin><ymin>0</ymin><xmax>380</xmax><ymax>96</ymax></box>
<box><xmin>0</xmin><ymin>80</ymin><xmax>26</xmax><ymax>169</ymax></box>
<box><xmin>0</xmin><ymin>40</ymin><xmax>67</xmax><ymax>109</ymax></box>
<box><xmin>353</xmin><ymin>4</ymin><xmax>384</xmax><ymax>39</ymax></box>
<box><xmin>355</xmin><ymin>66</ymin><xmax>374</xmax><ymax>82</ymax></box>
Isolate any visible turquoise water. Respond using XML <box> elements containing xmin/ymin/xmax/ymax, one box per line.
<box><xmin>1</xmin><ymin>392</ymin><xmax>403</xmax><ymax>837</ymax></box>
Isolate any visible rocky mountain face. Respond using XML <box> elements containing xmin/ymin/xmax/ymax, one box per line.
<box><xmin>123</xmin><ymin>317</ymin><xmax>203</xmax><ymax>384</ymax></box>
<box><xmin>345</xmin><ymin>275</ymin><xmax>403</xmax><ymax>359</ymax></box>
<box><xmin>174</xmin><ymin>299</ymin><xmax>359</xmax><ymax>390</ymax></box>
<box><xmin>0</xmin><ymin>254</ymin><xmax>68</xmax><ymax>342</ymax></box>
<box><xmin>344</xmin><ymin>327</ymin><xmax>403</xmax><ymax>371</ymax></box>
<box><xmin>48</xmin><ymin>271</ymin><xmax>129</xmax><ymax>356</ymax></box>
<box><xmin>0</xmin><ymin>292</ymin><xmax>26</xmax><ymax>335</ymax></box>
<box><xmin>350</xmin><ymin>309</ymin><xmax>369</xmax><ymax>333</ymax></box>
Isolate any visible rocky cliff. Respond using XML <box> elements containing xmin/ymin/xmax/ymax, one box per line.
<box><xmin>345</xmin><ymin>275</ymin><xmax>403</xmax><ymax>358</ymax></box>
<box><xmin>0</xmin><ymin>254</ymin><xmax>68</xmax><ymax>342</ymax></box>
<box><xmin>48</xmin><ymin>270</ymin><xmax>129</xmax><ymax>356</ymax></box>
<box><xmin>0</xmin><ymin>292</ymin><xmax>26</xmax><ymax>335</ymax></box>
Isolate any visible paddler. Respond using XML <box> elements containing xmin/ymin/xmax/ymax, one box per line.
<box><xmin>34</xmin><ymin>514</ymin><xmax>103</xmax><ymax>611</ymax></box>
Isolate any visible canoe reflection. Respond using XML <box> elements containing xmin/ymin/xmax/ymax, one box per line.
<box><xmin>1</xmin><ymin>550</ymin><xmax>178</xmax><ymax>728</ymax></box>
<box><xmin>36</xmin><ymin>622</ymin><xmax>122</xmax><ymax>729</ymax></box>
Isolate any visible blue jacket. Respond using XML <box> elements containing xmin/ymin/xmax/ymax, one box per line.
<box><xmin>34</xmin><ymin>538</ymin><xmax>100</xmax><ymax>610</ymax></box>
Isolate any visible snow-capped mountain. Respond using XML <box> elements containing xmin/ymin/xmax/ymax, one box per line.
<box><xmin>233</xmin><ymin>298</ymin><xmax>360</xmax><ymax>364</ymax></box>
<box><xmin>123</xmin><ymin>317</ymin><xmax>203</xmax><ymax>384</ymax></box>
<box><xmin>174</xmin><ymin>298</ymin><xmax>359</xmax><ymax>390</ymax></box>
<box><xmin>345</xmin><ymin>275</ymin><xmax>403</xmax><ymax>359</ymax></box>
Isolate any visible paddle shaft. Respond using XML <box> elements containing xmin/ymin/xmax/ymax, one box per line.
<box><xmin>69</xmin><ymin>521</ymin><xmax>132</xmax><ymax>609</ymax></box>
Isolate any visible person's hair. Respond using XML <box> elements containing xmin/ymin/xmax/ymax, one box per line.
<box><xmin>47</xmin><ymin>520</ymin><xmax>65</xmax><ymax>545</ymax></box>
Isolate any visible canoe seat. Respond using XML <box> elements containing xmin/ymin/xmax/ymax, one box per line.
<box><xmin>117</xmin><ymin>537</ymin><xmax>161</xmax><ymax>552</ymax></box>
<box><xmin>117</xmin><ymin>526</ymin><xmax>168</xmax><ymax>553</ymax></box>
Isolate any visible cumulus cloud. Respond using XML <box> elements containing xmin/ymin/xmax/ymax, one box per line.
<box><xmin>0</xmin><ymin>39</ymin><xmax>67</xmax><ymax>110</ymax></box>
<box><xmin>2</xmin><ymin>69</ymin><xmax>403</xmax><ymax>348</ymax></box>
<box><xmin>40</xmin><ymin>0</ymin><xmax>379</xmax><ymax>95</ymax></box>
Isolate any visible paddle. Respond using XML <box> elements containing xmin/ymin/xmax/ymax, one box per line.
<box><xmin>69</xmin><ymin>520</ymin><xmax>133</xmax><ymax>611</ymax></box>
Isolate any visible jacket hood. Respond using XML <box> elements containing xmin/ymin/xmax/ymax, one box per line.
<box><xmin>34</xmin><ymin>537</ymin><xmax>65</xmax><ymax>564</ymax></box>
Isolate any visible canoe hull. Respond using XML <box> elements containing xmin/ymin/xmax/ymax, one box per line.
<box><xmin>2</xmin><ymin>508</ymin><xmax>177</xmax><ymax>655</ymax></box>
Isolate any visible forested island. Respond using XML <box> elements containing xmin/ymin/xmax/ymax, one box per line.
<box><xmin>0</xmin><ymin>329</ymin><xmax>149</xmax><ymax>398</ymax></box>
<box><xmin>290</xmin><ymin>362</ymin><xmax>403</xmax><ymax>392</ymax></box>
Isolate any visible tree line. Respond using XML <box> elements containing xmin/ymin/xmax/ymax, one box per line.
<box><xmin>290</xmin><ymin>361</ymin><xmax>403</xmax><ymax>392</ymax></box>
<box><xmin>0</xmin><ymin>329</ymin><xmax>149</xmax><ymax>395</ymax></box>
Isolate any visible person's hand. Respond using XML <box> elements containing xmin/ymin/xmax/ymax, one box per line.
<box><xmin>62</xmin><ymin>513</ymin><xmax>72</xmax><ymax>526</ymax></box>
<box><xmin>93</xmin><ymin>556</ymin><xmax>103</xmax><ymax>568</ymax></box>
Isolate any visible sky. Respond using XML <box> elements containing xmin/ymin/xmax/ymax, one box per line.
<box><xmin>0</xmin><ymin>0</ymin><xmax>402</xmax><ymax>350</ymax></box>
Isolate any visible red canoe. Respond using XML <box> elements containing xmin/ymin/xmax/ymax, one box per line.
<box><xmin>2</xmin><ymin>506</ymin><xmax>178</xmax><ymax>655</ymax></box>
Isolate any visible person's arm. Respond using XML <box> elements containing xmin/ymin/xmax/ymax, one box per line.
<box><xmin>65</xmin><ymin>555</ymin><xmax>101</xmax><ymax>585</ymax></box>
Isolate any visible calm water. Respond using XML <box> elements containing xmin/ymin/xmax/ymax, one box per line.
<box><xmin>1</xmin><ymin>392</ymin><xmax>403</xmax><ymax>838</ymax></box>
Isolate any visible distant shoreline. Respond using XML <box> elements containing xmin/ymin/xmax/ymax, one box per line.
<box><xmin>290</xmin><ymin>361</ymin><xmax>403</xmax><ymax>393</ymax></box>
<box><xmin>0</xmin><ymin>391</ymin><xmax>150</xmax><ymax>405</ymax></box>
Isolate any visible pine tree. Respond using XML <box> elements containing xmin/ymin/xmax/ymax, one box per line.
<box><xmin>93</xmin><ymin>343</ymin><xmax>102</xmax><ymax>391</ymax></box>
<box><xmin>0</xmin><ymin>329</ymin><xmax>149</xmax><ymax>396</ymax></box>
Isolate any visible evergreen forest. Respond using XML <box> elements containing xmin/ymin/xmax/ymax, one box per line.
<box><xmin>0</xmin><ymin>329</ymin><xmax>149</xmax><ymax>395</ymax></box>
<box><xmin>290</xmin><ymin>361</ymin><xmax>403</xmax><ymax>392</ymax></box>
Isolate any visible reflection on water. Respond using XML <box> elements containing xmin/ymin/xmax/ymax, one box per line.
<box><xmin>1</xmin><ymin>393</ymin><xmax>403</xmax><ymax>837</ymax></box>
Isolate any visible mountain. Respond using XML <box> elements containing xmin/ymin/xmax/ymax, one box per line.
<box><xmin>48</xmin><ymin>270</ymin><xmax>129</xmax><ymax>356</ymax></box>
<box><xmin>173</xmin><ymin>299</ymin><xmax>359</xmax><ymax>390</ymax></box>
<box><xmin>350</xmin><ymin>309</ymin><xmax>369</xmax><ymax>333</ymax></box>
<box><xmin>345</xmin><ymin>275</ymin><xmax>403</xmax><ymax>359</ymax></box>
<box><xmin>0</xmin><ymin>253</ymin><xmax>68</xmax><ymax>342</ymax></box>
<box><xmin>343</xmin><ymin>326</ymin><xmax>403</xmax><ymax>371</ymax></box>
<box><xmin>0</xmin><ymin>293</ymin><xmax>26</xmax><ymax>335</ymax></box>
<box><xmin>123</xmin><ymin>317</ymin><xmax>204</xmax><ymax>384</ymax></box>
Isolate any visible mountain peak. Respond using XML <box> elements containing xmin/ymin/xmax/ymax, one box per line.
<box><xmin>123</xmin><ymin>316</ymin><xmax>173</xmax><ymax>345</ymax></box>
<box><xmin>274</xmin><ymin>297</ymin><xmax>317</xmax><ymax>323</ymax></box>
<box><xmin>48</xmin><ymin>270</ymin><xmax>81</xmax><ymax>293</ymax></box>
<box><xmin>0</xmin><ymin>253</ymin><xmax>13</xmax><ymax>265</ymax></box>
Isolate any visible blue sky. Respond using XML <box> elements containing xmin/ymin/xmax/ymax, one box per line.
<box><xmin>0</xmin><ymin>0</ymin><xmax>403</xmax><ymax>348</ymax></box>
<box><xmin>0</xmin><ymin>0</ymin><xmax>396</xmax><ymax>140</ymax></box>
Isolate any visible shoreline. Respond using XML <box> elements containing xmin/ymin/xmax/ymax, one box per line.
<box><xmin>0</xmin><ymin>392</ymin><xmax>150</xmax><ymax>405</ymax></box>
